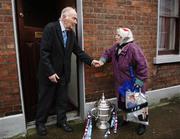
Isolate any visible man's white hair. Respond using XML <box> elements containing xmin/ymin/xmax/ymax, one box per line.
<box><xmin>60</xmin><ymin>7</ymin><xmax>76</xmax><ymax>19</ymax></box>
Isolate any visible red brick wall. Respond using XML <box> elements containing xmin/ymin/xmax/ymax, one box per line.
<box><xmin>83</xmin><ymin>0</ymin><xmax>180</xmax><ymax>102</ymax></box>
<box><xmin>151</xmin><ymin>64</ymin><xmax>180</xmax><ymax>90</ymax></box>
<box><xmin>0</xmin><ymin>0</ymin><xmax>179</xmax><ymax>116</ymax></box>
<box><xmin>0</xmin><ymin>0</ymin><xmax>21</xmax><ymax>117</ymax></box>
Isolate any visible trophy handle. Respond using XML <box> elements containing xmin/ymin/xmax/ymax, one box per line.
<box><xmin>91</xmin><ymin>108</ymin><xmax>98</xmax><ymax>119</ymax></box>
<box><xmin>110</xmin><ymin>104</ymin><xmax>115</xmax><ymax>112</ymax></box>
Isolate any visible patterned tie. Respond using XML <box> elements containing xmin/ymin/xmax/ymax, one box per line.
<box><xmin>62</xmin><ymin>30</ymin><xmax>67</xmax><ymax>47</ymax></box>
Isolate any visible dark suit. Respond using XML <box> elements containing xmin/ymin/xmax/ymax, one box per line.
<box><xmin>36</xmin><ymin>21</ymin><xmax>93</xmax><ymax>125</ymax></box>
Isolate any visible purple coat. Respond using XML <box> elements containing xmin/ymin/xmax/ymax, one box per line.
<box><xmin>101</xmin><ymin>42</ymin><xmax>148</xmax><ymax>95</ymax></box>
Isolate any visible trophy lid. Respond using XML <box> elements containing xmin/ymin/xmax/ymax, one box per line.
<box><xmin>96</xmin><ymin>93</ymin><xmax>111</xmax><ymax>109</ymax></box>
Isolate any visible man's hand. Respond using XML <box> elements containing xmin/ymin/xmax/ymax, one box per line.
<box><xmin>91</xmin><ymin>60</ymin><xmax>104</xmax><ymax>67</ymax></box>
<box><xmin>48</xmin><ymin>73</ymin><xmax>60</xmax><ymax>83</ymax></box>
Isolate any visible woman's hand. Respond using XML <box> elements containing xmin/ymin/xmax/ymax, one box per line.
<box><xmin>93</xmin><ymin>60</ymin><xmax>104</xmax><ymax>68</ymax></box>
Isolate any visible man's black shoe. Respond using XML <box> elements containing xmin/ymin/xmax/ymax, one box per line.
<box><xmin>57</xmin><ymin>122</ymin><xmax>73</xmax><ymax>132</ymax></box>
<box><xmin>36</xmin><ymin>124</ymin><xmax>47</xmax><ymax>136</ymax></box>
<box><xmin>136</xmin><ymin>124</ymin><xmax>146</xmax><ymax>135</ymax></box>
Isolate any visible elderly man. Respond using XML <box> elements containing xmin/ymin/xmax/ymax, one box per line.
<box><xmin>36</xmin><ymin>7</ymin><xmax>99</xmax><ymax>136</ymax></box>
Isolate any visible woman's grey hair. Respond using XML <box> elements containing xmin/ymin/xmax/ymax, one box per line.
<box><xmin>117</xmin><ymin>27</ymin><xmax>134</xmax><ymax>45</ymax></box>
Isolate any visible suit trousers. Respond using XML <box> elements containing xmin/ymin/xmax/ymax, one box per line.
<box><xmin>36</xmin><ymin>82</ymin><xmax>68</xmax><ymax>125</ymax></box>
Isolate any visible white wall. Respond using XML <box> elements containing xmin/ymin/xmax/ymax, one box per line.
<box><xmin>0</xmin><ymin>114</ymin><xmax>26</xmax><ymax>138</ymax></box>
<box><xmin>85</xmin><ymin>85</ymin><xmax>180</xmax><ymax>119</ymax></box>
<box><xmin>68</xmin><ymin>54</ymin><xmax>78</xmax><ymax>107</ymax></box>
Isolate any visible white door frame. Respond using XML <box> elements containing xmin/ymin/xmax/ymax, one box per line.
<box><xmin>76</xmin><ymin>0</ymin><xmax>86</xmax><ymax>119</ymax></box>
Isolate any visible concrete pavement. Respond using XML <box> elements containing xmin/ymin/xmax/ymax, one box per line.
<box><xmin>11</xmin><ymin>97</ymin><xmax>180</xmax><ymax>139</ymax></box>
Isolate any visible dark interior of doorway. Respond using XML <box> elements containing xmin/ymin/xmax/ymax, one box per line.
<box><xmin>23</xmin><ymin>0</ymin><xmax>76</xmax><ymax>27</ymax></box>
<box><xmin>18</xmin><ymin>0</ymin><xmax>78</xmax><ymax>122</ymax></box>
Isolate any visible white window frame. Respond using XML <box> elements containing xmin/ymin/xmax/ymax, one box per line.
<box><xmin>154</xmin><ymin>0</ymin><xmax>180</xmax><ymax>64</ymax></box>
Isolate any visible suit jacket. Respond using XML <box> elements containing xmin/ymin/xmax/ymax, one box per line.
<box><xmin>38</xmin><ymin>21</ymin><xmax>93</xmax><ymax>84</ymax></box>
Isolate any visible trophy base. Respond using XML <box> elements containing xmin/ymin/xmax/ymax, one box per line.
<box><xmin>96</xmin><ymin>121</ymin><xmax>110</xmax><ymax>129</ymax></box>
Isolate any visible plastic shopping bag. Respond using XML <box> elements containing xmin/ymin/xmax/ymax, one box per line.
<box><xmin>125</xmin><ymin>88</ymin><xmax>149</xmax><ymax>125</ymax></box>
<box><xmin>118</xmin><ymin>66</ymin><xmax>149</xmax><ymax>125</ymax></box>
<box><xmin>126</xmin><ymin>107</ymin><xmax>149</xmax><ymax>125</ymax></box>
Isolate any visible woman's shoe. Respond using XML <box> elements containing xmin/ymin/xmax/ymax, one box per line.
<box><xmin>119</xmin><ymin>120</ymin><xmax>129</xmax><ymax>127</ymax></box>
<box><xmin>136</xmin><ymin>124</ymin><xmax>146</xmax><ymax>135</ymax></box>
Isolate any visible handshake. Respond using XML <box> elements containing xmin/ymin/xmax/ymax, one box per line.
<box><xmin>91</xmin><ymin>60</ymin><xmax>104</xmax><ymax>68</ymax></box>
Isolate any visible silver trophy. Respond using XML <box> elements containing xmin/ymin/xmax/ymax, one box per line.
<box><xmin>91</xmin><ymin>93</ymin><xmax>114</xmax><ymax>129</ymax></box>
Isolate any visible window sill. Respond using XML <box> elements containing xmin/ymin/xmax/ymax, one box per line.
<box><xmin>153</xmin><ymin>55</ymin><xmax>180</xmax><ymax>64</ymax></box>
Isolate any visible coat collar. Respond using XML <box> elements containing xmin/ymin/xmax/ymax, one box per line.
<box><xmin>55</xmin><ymin>21</ymin><xmax>64</xmax><ymax>46</ymax></box>
<box><xmin>54</xmin><ymin>21</ymin><xmax>66</xmax><ymax>56</ymax></box>
<box><xmin>114</xmin><ymin>42</ymin><xmax>132</xmax><ymax>56</ymax></box>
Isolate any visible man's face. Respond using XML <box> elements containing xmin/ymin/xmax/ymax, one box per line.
<box><xmin>64</xmin><ymin>10</ymin><xmax>77</xmax><ymax>30</ymax></box>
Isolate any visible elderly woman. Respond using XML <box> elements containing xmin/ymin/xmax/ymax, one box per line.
<box><xmin>97</xmin><ymin>27</ymin><xmax>148</xmax><ymax>135</ymax></box>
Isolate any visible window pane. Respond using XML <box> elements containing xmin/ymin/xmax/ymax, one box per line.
<box><xmin>159</xmin><ymin>17</ymin><xmax>176</xmax><ymax>50</ymax></box>
<box><xmin>160</xmin><ymin>0</ymin><xmax>179</xmax><ymax>17</ymax></box>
